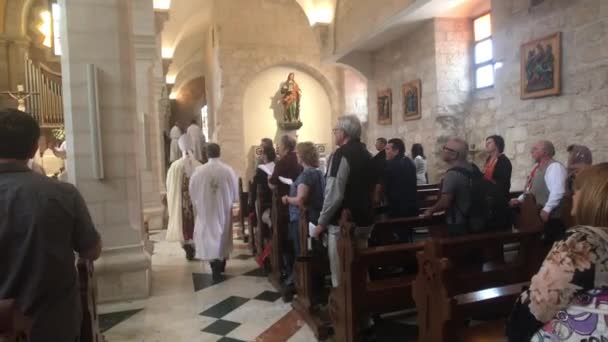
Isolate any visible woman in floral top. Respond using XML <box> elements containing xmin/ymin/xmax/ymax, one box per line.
<box><xmin>507</xmin><ymin>163</ymin><xmax>608</xmax><ymax>341</ymax></box>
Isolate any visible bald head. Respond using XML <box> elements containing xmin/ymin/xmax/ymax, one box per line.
<box><xmin>531</xmin><ymin>140</ymin><xmax>555</xmax><ymax>163</ymax></box>
<box><xmin>442</xmin><ymin>137</ymin><xmax>468</xmax><ymax>162</ymax></box>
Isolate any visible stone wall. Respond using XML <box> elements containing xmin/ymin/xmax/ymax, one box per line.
<box><xmin>365</xmin><ymin>19</ymin><xmax>472</xmax><ymax>182</ymax></box>
<box><xmin>361</xmin><ymin>0</ymin><xmax>608</xmax><ymax>189</ymax></box>
<box><xmin>466</xmin><ymin>0</ymin><xmax>608</xmax><ymax>190</ymax></box>
<box><xmin>210</xmin><ymin>0</ymin><xmax>342</xmax><ymax>178</ymax></box>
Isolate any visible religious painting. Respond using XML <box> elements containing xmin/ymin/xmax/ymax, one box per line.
<box><xmin>521</xmin><ymin>32</ymin><xmax>561</xmax><ymax>99</ymax></box>
<box><xmin>401</xmin><ymin>79</ymin><xmax>421</xmax><ymax>121</ymax></box>
<box><xmin>377</xmin><ymin>89</ymin><xmax>392</xmax><ymax>125</ymax></box>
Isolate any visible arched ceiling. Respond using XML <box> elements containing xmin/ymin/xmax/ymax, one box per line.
<box><xmin>161</xmin><ymin>0</ymin><xmax>337</xmax><ymax>96</ymax></box>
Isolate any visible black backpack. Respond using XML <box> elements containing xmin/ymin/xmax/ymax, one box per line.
<box><xmin>449</xmin><ymin>165</ymin><xmax>510</xmax><ymax>232</ymax></box>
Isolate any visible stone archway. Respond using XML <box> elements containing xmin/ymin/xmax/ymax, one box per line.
<box><xmin>215</xmin><ymin>56</ymin><xmax>341</xmax><ymax>178</ymax></box>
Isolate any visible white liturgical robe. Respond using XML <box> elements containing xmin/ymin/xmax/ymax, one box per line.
<box><xmin>166</xmin><ymin>136</ymin><xmax>202</xmax><ymax>243</ymax></box>
<box><xmin>187</xmin><ymin>123</ymin><xmax>205</xmax><ymax>162</ymax></box>
<box><xmin>189</xmin><ymin>158</ymin><xmax>238</xmax><ymax>261</ymax></box>
<box><xmin>169</xmin><ymin>125</ymin><xmax>182</xmax><ymax>162</ymax></box>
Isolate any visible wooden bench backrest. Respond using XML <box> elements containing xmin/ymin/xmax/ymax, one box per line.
<box><xmin>413</xmin><ymin>229</ymin><xmax>543</xmax><ymax>342</ymax></box>
<box><xmin>330</xmin><ymin>210</ymin><xmax>447</xmax><ymax>342</ymax></box>
<box><xmin>514</xmin><ymin>194</ymin><xmax>543</xmax><ymax>232</ymax></box>
<box><xmin>269</xmin><ymin>187</ymin><xmax>289</xmax><ymax>290</ymax></box>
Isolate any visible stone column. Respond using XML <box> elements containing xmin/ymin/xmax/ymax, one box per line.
<box><xmin>132</xmin><ymin>0</ymin><xmax>164</xmax><ymax>241</ymax></box>
<box><xmin>6</xmin><ymin>37</ymin><xmax>29</xmax><ymax>90</ymax></box>
<box><xmin>59</xmin><ymin>0</ymin><xmax>151</xmax><ymax>303</ymax></box>
<box><xmin>0</xmin><ymin>36</ymin><xmax>10</xmax><ymax>108</ymax></box>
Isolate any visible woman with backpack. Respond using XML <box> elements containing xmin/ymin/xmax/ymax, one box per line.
<box><xmin>483</xmin><ymin>135</ymin><xmax>512</xmax><ymax>199</ymax></box>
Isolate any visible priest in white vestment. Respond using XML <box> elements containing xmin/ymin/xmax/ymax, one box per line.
<box><xmin>187</xmin><ymin>120</ymin><xmax>206</xmax><ymax>162</ymax></box>
<box><xmin>166</xmin><ymin>135</ymin><xmax>202</xmax><ymax>260</ymax></box>
<box><xmin>169</xmin><ymin>124</ymin><xmax>182</xmax><ymax>162</ymax></box>
<box><xmin>189</xmin><ymin>143</ymin><xmax>238</xmax><ymax>279</ymax></box>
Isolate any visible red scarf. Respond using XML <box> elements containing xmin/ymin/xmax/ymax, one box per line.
<box><xmin>483</xmin><ymin>154</ymin><xmax>500</xmax><ymax>183</ymax></box>
<box><xmin>526</xmin><ymin>159</ymin><xmax>551</xmax><ymax>191</ymax></box>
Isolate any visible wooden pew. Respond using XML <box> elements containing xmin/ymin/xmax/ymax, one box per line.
<box><xmin>78</xmin><ymin>259</ymin><xmax>103</xmax><ymax>342</ymax></box>
<box><xmin>329</xmin><ymin>211</ymin><xmax>446</xmax><ymax>342</ymax></box>
<box><xmin>269</xmin><ymin>188</ymin><xmax>290</xmax><ymax>296</ymax></box>
<box><xmin>247</xmin><ymin>181</ymin><xmax>256</xmax><ymax>254</ymax></box>
<box><xmin>416</xmin><ymin>185</ymin><xmax>440</xmax><ymax>211</ymax></box>
<box><xmin>254</xmin><ymin>184</ymin><xmax>272</xmax><ymax>260</ymax></box>
<box><xmin>413</xmin><ymin>228</ymin><xmax>544</xmax><ymax>342</ymax></box>
<box><xmin>293</xmin><ymin>207</ymin><xmax>332</xmax><ymax>340</ymax></box>
<box><xmin>417</xmin><ymin>184</ymin><xmax>440</xmax><ymax>191</ymax></box>
<box><xmin>238</xmin><ymin>178</ymin><xmax>249</xmax><ymax>245</ymax></box>
<box><xmin>0</xmin><ymin>259</ymin><xmax>102</xmax><ymax>342</ymax></box>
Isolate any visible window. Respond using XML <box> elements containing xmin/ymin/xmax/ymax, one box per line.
<box><xmin>473</xmin><ymin>13</ymin><xmax>493</xmax><ymax>89</ymax></box>
<box><xmin>37</xmin><ymin>2</ymin><xmax>62</xmax><ymax>56</ymax></box>
<box><xmin>51</xmin><ymin>3</ymin><xmax>62</xmax><ymax>56</ymax></box>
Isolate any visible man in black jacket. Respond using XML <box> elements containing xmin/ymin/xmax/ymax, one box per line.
<box><xmin>312</xmin><ymin>115</ymin><xmax>374</xmax><ymax>288</ymax></box>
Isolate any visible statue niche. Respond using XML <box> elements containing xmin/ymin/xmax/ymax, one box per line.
<box><xmin>277</xmin><ymin>72</ymin><xmax>303</xmax><ymax>130</ymax></box>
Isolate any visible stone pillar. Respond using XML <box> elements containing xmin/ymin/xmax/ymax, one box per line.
<box><xmin>59</xmin><ymin>0</ymin><xmax>151</xmax><ymax>303</ymax></box>
<box><xmin>6</xmin><ymin>37</ymin><xmax>29</xmax><ymax>90</ymax></box>
<box><xmin>132</xmin><ymin>0</ymin><xmax>164</xmax><ymax>240</ymax></box>
<box><xmin>0</xmin><ymin>36</ymin><xmax>10</xmax><ymax>108</ymax></box>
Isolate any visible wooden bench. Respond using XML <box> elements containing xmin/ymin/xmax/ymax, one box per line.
<box><xmin>0</xmin><ymin>259</ymin><xmax>102</xmax><ymax>342</ymax></box>
<box><xmin>416</xmin><ymin>185</ymin><xmax>440</xmax><ymax>211</ymax></box>
<box><xmin>329</xmin><ymin>210</ymin><xmax>446</xmax><ymax>342</ymax></box>
<box><xmin>293</xmin><ymin>207</ymin><xmax>332</xmax><ymax>340</ymax></box>
<box><xmin>269</xmin><ymin>188</ymin><xmax>290</xmax><ymax>296</ymax></box>
<box><xmin>413</xmin><ymin>228</ymin><xmax>544</xmax><ymax>342</ymax></box>
<box><xmin>78</xmin><ymin>259</ymin><xmax>104</xmax><ymax>342</ymax></box>
<box><xmin>253</xmin><ymin>183</ymin><xmax>272</xmax><ymax>260</ymax></box>
<box><xmin>238</xmin><ymin>178</ymin><xmax>249</xmax><ymax>245</ymax></box>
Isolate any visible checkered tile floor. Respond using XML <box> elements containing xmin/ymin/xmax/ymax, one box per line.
<box><xmin>98</xmin><ymin>224</ymin><xmax>316</xmax><ymax>341</ymax></box>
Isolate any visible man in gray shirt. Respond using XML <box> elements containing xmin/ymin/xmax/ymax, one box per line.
<box><xmin>423</xmin><ymin>137</ymin><xmax>475</xmax><ymax>235</ymax></box>
<box><xmin>0</xmin><ymin>109</ymin><xmax>101</xmax><ymax>341</ymax></box>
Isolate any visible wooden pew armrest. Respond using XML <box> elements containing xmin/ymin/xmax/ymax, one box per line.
<box><xmin>454</xmin><ymin>282</ymin><xmax>528</xmax><ymax>306</ymax></box>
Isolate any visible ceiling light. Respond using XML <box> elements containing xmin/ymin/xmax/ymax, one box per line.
<box><xmin>153</xmin><ymin>0</ymin><xmax>171</xmax><ymax>10</ymax></box>
<box><xmin>161</xmin><ymin>47</ymin><xmax>174</xmax><ymax>59</ymax></box>
<box><xmin>166</xmin><ymin>74</ymin><xmax>176</xmax><ymax>84</ymax></box>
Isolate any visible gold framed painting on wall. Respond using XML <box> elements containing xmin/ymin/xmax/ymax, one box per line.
<box><xmin>377</xmin><ymin>88</ymin><xmax>392</xmax><ymax>125</ymax></box>
<box><xmin>402</xmin><ymin>79</ymin><xmax>421</xmax><ymax>121</ymax></box>
<box><xmin>520</xmin><ymin>32</ymin><xmax>561</xmax><ymax>99</ymax></box>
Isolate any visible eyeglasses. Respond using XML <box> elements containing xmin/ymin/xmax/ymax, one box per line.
<box><xmin>442</xmin><ymin>146</ymin><xmax>457</xmax><ymax>153</ymax></box>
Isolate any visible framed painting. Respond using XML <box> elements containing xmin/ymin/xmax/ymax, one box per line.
<box><xmin>521</xmin><ymin>32</ymin><xmax>561</xmax><ymax>99</ymax></box>
<box><xmin>377</xmin><ymin>88</ymin><xmax>392</xmax><ymax>125</ymax></box>
<box><xmin>402</xmin><ymin>79</ymin><xmax>421</xmax><ymax>121</ymax></box>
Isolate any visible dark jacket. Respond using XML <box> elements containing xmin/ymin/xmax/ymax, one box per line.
<box><xmin>269</xmin><ymin>151</ymin><xmax>302</xmax><ymax>196</ymax></box>
<box><xmin>319</xmin><ymin>139</ymin><xmax>374</xmax><ymax>227</ymax></box>
<box><xmin>249</xmin><ymin>168</ymin><xmax>272</xmax><ymax>212</ymax></box>
<box><xmin>486</xmin><ymin>154</ymin><xmax>512</xmax><ymax>198</ymax></box>
<box><xmin>384</xmin><ymin>156</ymin><xmax>419</xmax><ymax>218</ymax></box>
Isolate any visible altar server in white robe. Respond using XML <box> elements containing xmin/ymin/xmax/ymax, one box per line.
<box><xmin>187</xmin><ymin>120</ymin><xmax>206</xmax><ymax>162</ymax></box>
<box><xmin>189</xmin><ymin>143</ymin><xmax>238</xmax><ymax>279</ymax></box>
<box><xmin>169</xmin><ymin>124</ymin><xmax>182</xmax><ymax>162</ymax></box>
<box><xmin>166</xmin><ymin>135</ymin><xmax>202</xmax><ymax>260</ymax></box>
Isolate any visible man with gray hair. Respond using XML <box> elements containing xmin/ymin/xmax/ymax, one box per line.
<box><xmin>312</xmin><ymin>115</ymin><xmax>374</xmax><ymax>287</ymax></box>
<box><xmin>423</xmin><ymin>137</ymin><xmax>479</xmax><ymax>235</ymax></box>
<box><xmin>510</xmin><ymin>140</ymin><xmax>567</xmax><ymax>239</ymax></box>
